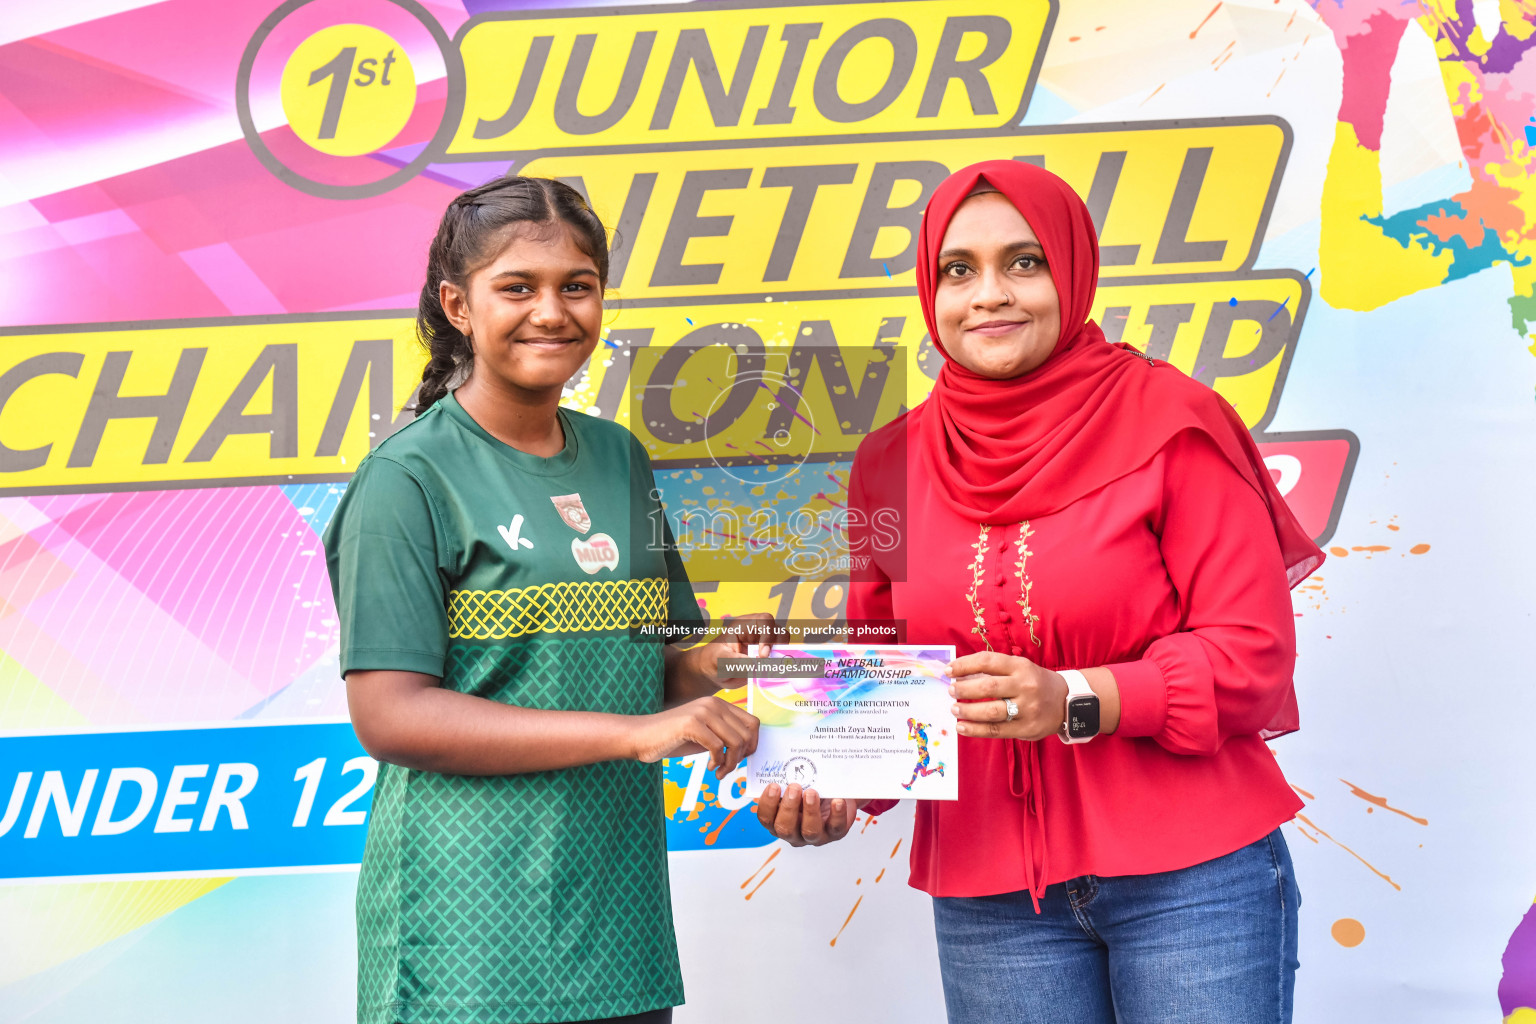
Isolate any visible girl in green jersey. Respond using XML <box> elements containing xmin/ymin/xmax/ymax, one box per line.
<box><xmin>324</xmin><ymin>177</ymin><xmax>779</xmax><ymax>1024</ymax></box>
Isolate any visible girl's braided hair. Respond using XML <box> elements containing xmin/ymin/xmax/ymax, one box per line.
<box><xmin>413</xmin><ymin>176</ymin><xmax>609</xmax><ymax>415</ymax></box>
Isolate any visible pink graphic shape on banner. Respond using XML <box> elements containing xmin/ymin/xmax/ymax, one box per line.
<box><xmin>179</xmin><ymin>242</ymin><xmax>288</xmax><ymax>315</ymax></box>
<box><xmin>5</xmin><ymin>535</ymin><xmax>268</xmax><ymax>722</ymax></box>
<box><xmin>29</xmin><ymin>488</ymin><xmax>338</xmax><ymax>701</ymax></box>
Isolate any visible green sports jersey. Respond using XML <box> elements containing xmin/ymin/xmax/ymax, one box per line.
<box><xmin>322</xmin><ymin>392</ymin><xmax>701</xmax><ymax>1024</ymax></box>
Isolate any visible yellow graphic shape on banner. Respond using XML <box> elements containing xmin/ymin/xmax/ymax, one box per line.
<box><xmin>1308</xmin><ymin>0</ymin><xmax>1536</xmax><ymax>362</ymax></box>
<box><xmin>281</xmin><ymin>25</ymin><xmax>416</xmax><ymax>156</ymax></box>
<box><xmin>0</xmin><ymin>877</ymin><xmax>229</xmax><ymax>986</ymax></box>
<box><xmin>652</xmin><ymin>458</ymin><xmax>859</xmax><ymax>585</ymax></box>
<box><xmin>449</xmin><ymin>0</ymin><xmax>1051</xmax><ymax>155</ymax></box>
<box><xmin>1319</xmin><ymin>123</ymin><xmax>1453</xmax><ymax>312</ymax></box>
<box><xmin>521</xmin><ymin>119</ymin><xmax>1287</xmax><ymax>298</ymax></box>
<box><xmin>0</xmin><ymin>316</ymin><xmax>422</xmax><ymax>495</ymax></box>
<box><xmin>695</xmin><ymin>577</ymin><xmax>852</xmax><ymax>650</ymax></box>
<box><xmin>1090</xmin><ymin>273</ymin><xmax>1308</xmax><ymax>429</ymax></box>
<box><xmin>0</xmin><ymin>648</ymin><xmax>86</xmax><ymax>732</ymax></box>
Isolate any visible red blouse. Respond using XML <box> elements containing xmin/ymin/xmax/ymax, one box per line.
<box><xmin>852</xmin><ymin>424</ymin><xmax>1306</xmax><ymax>899</ymax></box>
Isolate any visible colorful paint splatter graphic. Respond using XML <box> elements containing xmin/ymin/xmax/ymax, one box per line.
<box><xmin>1313</xmin><ymin>0</ymin><xmax>1536</xmax><ymax>360</ymax></box>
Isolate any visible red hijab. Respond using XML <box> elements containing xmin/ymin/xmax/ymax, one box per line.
<box><xmin>912</xmin><ymin>160</ymin><xmax>1322</xmax><ymax>735</ymax></box>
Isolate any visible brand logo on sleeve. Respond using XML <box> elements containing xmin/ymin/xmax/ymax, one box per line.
<box><xmin>497</xmin><ymin>514</ymin><xmax>534</xmax><ymax>552</ymax></box>
<box><xmin>550</xmin><ymin>493</ymin><xmax>591</xmax><ymax>534</ymax></box>
<box><xmin>571</xmin><ymin>533</ymin><xmax>619</xmax><ymax>574</ymax></box>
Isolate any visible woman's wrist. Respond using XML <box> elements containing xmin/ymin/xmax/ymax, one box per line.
<box><xmin>1080</xmin><ymin>666</ymin><xmax>1122</xmax><ymax>735</ymax></box>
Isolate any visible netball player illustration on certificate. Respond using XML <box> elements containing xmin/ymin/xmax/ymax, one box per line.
<box><xmin>902</xmin><ymin>717</ymin><xmax>947</xmax><ymax>791</ymax></box>
<box><xmin>323</xmin><ymin>177</ymin><xmax>774</xmax><ymax>1024</ymax></box>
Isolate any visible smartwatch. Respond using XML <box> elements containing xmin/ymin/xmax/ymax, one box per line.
<box><xmin>1059</xmin><ymin>670</ymin><xmax>1100</xmax><ymax>744</ymax></box>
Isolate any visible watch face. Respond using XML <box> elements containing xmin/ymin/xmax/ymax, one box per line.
<box><xmin>1066</xmin><ymin>695</ymin><xmax>1100</xmax><ymax>739</ymax></box>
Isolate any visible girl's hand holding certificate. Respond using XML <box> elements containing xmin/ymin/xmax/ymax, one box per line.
<box><xmin>648</xmin><ymin>611</ymin><xmax>780</xmax><ymax>779</ymax></box>
<box><xmin>630</xmin><ymin>696</ymin><xmax>760</xmax><ymax>780</ymax></box>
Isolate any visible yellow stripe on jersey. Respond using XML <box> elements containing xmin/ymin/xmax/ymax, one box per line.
<box><xmin>447</xmin><ymin>578</ymin><xmax>670</xmax><ymax>639</ymax></box>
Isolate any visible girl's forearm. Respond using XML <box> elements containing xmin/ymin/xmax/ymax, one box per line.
<box><xmin>347</xmin><ymin>670</ymin><xmax>639</xmax><ymax>775</ymax></box>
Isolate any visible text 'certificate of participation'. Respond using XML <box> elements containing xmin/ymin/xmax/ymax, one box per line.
<box><xmin>745</xmin><ymin>645</ymin><xmax>958</xmax><ymax>800</ymax></box>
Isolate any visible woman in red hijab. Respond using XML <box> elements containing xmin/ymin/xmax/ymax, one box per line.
<box><xmin>755</xmin><ymin>160</ymin><xmax>1323</xmax><ymax>1022</ymax></box>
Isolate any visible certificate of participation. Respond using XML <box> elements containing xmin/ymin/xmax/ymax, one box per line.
<box><xmin>745</xmin><ymin>645</ymin><xmax>958</xmax><ymax>800</ymax></box>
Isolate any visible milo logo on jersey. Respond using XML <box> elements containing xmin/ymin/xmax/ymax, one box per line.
<box><xmin>572</xmin><ymin>533</ymin><xmax>621</xmax><ymax>574</ymax></box>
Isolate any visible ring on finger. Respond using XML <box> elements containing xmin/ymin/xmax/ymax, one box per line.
<box><xmin>1004</xmin><ymin>698</ymin><xmax>1019</xmax><ymax>722</ymax></box>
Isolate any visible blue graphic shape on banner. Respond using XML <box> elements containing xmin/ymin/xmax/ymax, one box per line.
<box><xmin>0</xmin><ymin>723</ymin><xmax>772</xmax><ymax>879</ymax></box>
<box><xmin>661</xmin><ymin>754</ymin><xmax>775</xmax><ymax>852</ymax></box>
<box><xmin>0</xmin><ymin>722</ymin><xmax>374</xmax><ymax>880</ymax></box>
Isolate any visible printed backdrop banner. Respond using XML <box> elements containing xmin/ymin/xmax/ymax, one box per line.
<box><xmin>0</xmin><ymin>1</ymin><xmax>1532</xmax><ymax>1022</ymax></box>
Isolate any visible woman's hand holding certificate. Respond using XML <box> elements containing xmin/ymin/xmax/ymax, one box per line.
<box><xmin>948</xmin><ymin>652</ymin><xmax>1122</xmax><ymax>741</ymax></box>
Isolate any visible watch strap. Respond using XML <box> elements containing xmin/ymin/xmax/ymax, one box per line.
<box><xmin>1060</xmin><ymin>669</ymin><xmax>1093</xmax><ymax>698</ymax></box>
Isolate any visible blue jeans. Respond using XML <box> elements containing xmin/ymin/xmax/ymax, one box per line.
<box><xmin>932</xmin><ymin>829</ymin><xmax>1300</xmax><ymax>1024</ymax></box>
